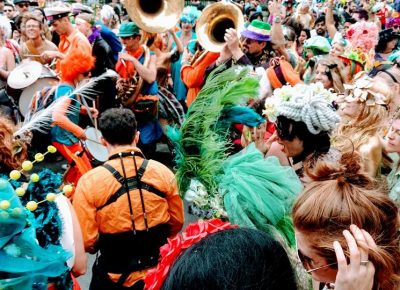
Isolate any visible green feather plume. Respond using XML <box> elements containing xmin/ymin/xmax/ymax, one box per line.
<box><xmin>168</xmin><ymin>66</ymin><xmax>259</xmax><ymax>197</ymax></box>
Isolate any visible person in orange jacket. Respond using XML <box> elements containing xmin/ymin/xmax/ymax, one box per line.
<box><xmin>180</xmin><ymin>47</ymin><xmax>219</xmax><ymax>107</ymax></box>
<box><xmin>73</xmin><ymin>108</ymin><xmax>184</xmax><ymax>290</ymax></box>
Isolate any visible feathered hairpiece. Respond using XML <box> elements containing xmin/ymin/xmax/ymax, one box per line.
<box><xmin>59</xmin><ymin>51</ymin><xmax>95</xmax><ymax>84</ymax></box>
<box><xmin>263</xmin><ymin>83</ymin><xmax>340</xmax><ymax>134</ymax></box>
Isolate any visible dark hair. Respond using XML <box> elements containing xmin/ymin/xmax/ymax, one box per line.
<box><xmin>161</xmin><ymin>228</ymin><xmax>297</xmax><ymax>290</ymax></box>
<box><xmin>344</xmin><ymin>16</ymin><xmax>356</xmax><ymax>24</ymax></box>
<box><xmin>314</xmin><ymin>15</ymin><xmax>326</xmax><ymax>26</ymax></box>
<box><xmin>99</xmin><ymin>108</ymin><xmax>137</xmax><ymax>145</ymax></box>
<box><xmin>4</xmin><ymin>3</ymin><xmax>15</xmax><ymax>9</ymax></box>
<box><xmin>301</xmin><ymin>28</ymin><xmax>311</xmax><ymax>39</ymax></box>
<box><xmin>353</xmin><ymin>9</ymin><xmax>369</xmax><ymax>21</ymax></box>
<box><xmin>276</xmin><ymin>115</ymin><xmax>331</xmax><ymax>162</ymax></box>
<box><xmin>283</xmin><ymin>17</ymin><xmax>304</xmax><ymax>38</ymax></box>
<box><xmin>376</xmin><ymin>29</ymin><xmax>399</xmax><ymax>53</ymax></box>
<box><xmin>249</xmin><ymin>11</ymin><xmax>263</xmax><ymax>23</ymax></box>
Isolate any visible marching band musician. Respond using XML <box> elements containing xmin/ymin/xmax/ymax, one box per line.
<box><xmin>50</xmin><ymin>51</ymin><xmax>97</xmax><ymax>188</ymax></box>
<box><xmin>20</xmin><ymin>13</ymin><xmax>58</xmax><ymax>65</ymax></box>
<box><xmin>116</xmin><ymin>22</ymin><xmax>162</xmax><ymax>159</ymax></box>
<box><xmin>42</xmin><ymin>4</ymin><xmax>92</xmax><ymax>72</ymax></box>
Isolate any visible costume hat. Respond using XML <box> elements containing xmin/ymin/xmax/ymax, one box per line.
<box><xmin>44</xmin><ymin>4</ymin><xmax>71</xmax><ymax>25</ymax></box>
<box><xmin>241</xmin><ymin>20</ymin><xmax>271</xmax><ymax>42</ymax></box>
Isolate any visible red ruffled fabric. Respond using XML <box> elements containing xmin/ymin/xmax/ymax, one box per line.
<box><xmin>144</xmin><ymin>219</ymin><xmax>238</xmax><ymax>290</ymax></box>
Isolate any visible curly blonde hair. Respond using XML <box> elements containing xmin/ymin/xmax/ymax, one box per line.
<box><xmin>335</xmin><ymin>74</ymin><xmax>392</xmax><ymax>152</ymax></box>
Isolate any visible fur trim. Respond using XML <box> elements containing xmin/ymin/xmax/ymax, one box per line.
<box><xmin>60</xmin><ymin>51</ymin><xmax>95</xmax><ymax>84</ymax></box>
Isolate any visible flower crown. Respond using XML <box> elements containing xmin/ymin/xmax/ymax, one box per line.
<box><xmin>343</xmin><ymin>73</ymin><xmax>389</xmax><ymax>106</ymax></box>
<box><xmin>263</xmin><ymin>83</ymin><xmax>340</xmax><ymax>134</ymax></box>
<box><xmin>144</xmin><ymin>219</ymin><xmax>238</xmax><ymax>290</ymax></box>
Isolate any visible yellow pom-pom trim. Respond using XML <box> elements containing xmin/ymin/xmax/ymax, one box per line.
<box><xmin>15</xmin><ymin>187</ymin><xmax>26</xmax><ymax>197</ymax></box>
<box><xmin>47</xmin><ymin>145</ymin><xmax>57</xmax><ymax>153</ymax></box>
<box><xmin>22</xmin><ymin>160</ymin><xmax>33</xmax><ymax>171</ymax></box>
<box><xmin>34</xmin><ymin>153</ymin><xmax>45</xmax><ymax>162</ymax></box>
<box><xmin>9</xmin><ymin>170</ymin><xmax>21</xmax><ymax>181</ymax></box>
<box><xmin>63</xmin><ymin>184</ymin><xmax>74</xmax><ymax>194</ymax></box>
<box><xmin>30</xmin><ymin>174</ymin><xmax>40</xmax><ymax>183</ymax></box>
<box><xmin>0</xmin><ymin>200</ymin><xmax>10</xmax><ymax>210</ymax></box>
<box><xmin>26</xmin><ymin>201</ymin><xmax>38</xmax><ymax>211</ymax></box>
<box><xmin>46</xmin><ymin>193</ymin><xmax>57</xmax><ymax>202</ymax></box>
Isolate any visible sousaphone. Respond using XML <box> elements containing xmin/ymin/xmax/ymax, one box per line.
<box><xmin>196</xmin><ymin>2</ymin><xmax>244</xmax><ymax>53</ymax></box>
<box><xmin>124</xmin><ymin>0</ymin><xmax>184</xmax><ymax>33</ymax></box>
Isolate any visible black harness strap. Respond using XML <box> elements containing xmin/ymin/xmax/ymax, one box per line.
<box><xmin>98</xmin><ymin>159</ymin><xmax>165</xmax><ymax>211</ymax></box>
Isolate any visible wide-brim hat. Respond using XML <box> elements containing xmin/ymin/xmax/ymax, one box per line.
<box><xmin>118</xmin><ymin>22</ymin><xmax>140</xmax><ymax>37</ymax></box>
<box><xmin>44</xmin><ymin>5</ymin><xmax>71</xmax><ymax>25</ymax></box>
<box><xmin>241</xmin><ymin>20</ymin><xmax>271</xmax><ymax>42</ymax></box>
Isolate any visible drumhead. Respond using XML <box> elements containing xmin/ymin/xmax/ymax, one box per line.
<box><xmin>84</xmin><ymin>127</ymin><xmax>109</xmax><ymax>163</ymax></box>
<box><xmin>19</xmin><ymin>77</ymin><xmax>58</xmax><ymax>116</ymax></box>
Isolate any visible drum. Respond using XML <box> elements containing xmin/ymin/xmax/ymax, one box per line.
<box><xmin>82</xmin><ymin>127</ymin><xmax>109</xmax><ymax>166</ymax></box>
<box><xmin>18</xmin><ymin>65</ymin><xmax>58</xmax><ymax>116</ymax></box>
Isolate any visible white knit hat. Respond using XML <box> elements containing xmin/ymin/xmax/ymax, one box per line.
<box><xmin>264</xmin><ymin>83</ymin><xmax>340</xmax><ymax>134</ymax></box>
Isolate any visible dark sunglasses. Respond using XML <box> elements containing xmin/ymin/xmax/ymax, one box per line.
<box><xmin>296</xmin><ymin>240</ymin><xmax>337</xmax><ymax>273</ymax></box>
<box><xmin>393</xmin><ymin>25</ymin><xmax>400</xmax><ymax>29</ymax></box>
<box><xmin>17</xmin><ymin>3</ymin><xmax>30</xmax><ymax>8</ymax></box>
<box><xmin>120</xmin><ymin>36</ymin><xmax>132</xmax><ymax>40</ymax></box>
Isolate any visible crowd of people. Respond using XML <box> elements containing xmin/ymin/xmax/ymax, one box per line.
<box><xmin>0</xmin><ymin>0</ymin><xmax>399</xmax><ymax>289</ymax></box>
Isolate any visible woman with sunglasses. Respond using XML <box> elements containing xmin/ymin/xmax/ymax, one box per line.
<box><xmin>292</xmin><ymin>152</ymin><xmax>400</xmax><ymax>290</ymax></box>
<box><xmin>264</xmin><ymin>83</ymin><xmax>340</xmax><ymax>178</ymax></box>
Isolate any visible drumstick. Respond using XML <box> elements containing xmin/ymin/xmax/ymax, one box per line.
<box><xmin>86</xmin><ymin>137</ymin><xmax>103</xmax><ymax>145</ymax></box>
<box><xmin>92</xmin><ymin>100</ymin><xmax>98</xmax><ymax>131</ymax></box>
<box><xmin>24</xmin><ymin>54</ymin><xmax>42</xmax><ymax>57</ymax></box>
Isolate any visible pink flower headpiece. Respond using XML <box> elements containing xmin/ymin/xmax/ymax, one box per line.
<box><xmin>346</xmin><ymin>21</ymin><xmax>379</xmax><ymax>53</ymax></box>
<box><xmin>144</xmin><ymin>219</ymin><xmax>239</xmax><ymax>290</ymax></box>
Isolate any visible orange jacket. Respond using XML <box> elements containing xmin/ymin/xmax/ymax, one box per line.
<box><xmin>180</xmin><ymin>51</ymin><xmax>219</xmax><ymax>107</ymax></box>
<box><xmin>57</xmin><ymin>29</ymin><xmax>91</xmax><ymax>72</ymax></box>
<box><xmin>73</xmin><ymin>146</ymin><xmax>184</xmax><ymax>286</ymax></box>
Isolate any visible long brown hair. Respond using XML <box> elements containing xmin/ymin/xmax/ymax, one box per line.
<box><xmin>292</xmin><ymin>152</ymin><xmax>400</xmax><ymax>290</ymax></box>
<box><xmin>0</xmin><ymin>115</ymin><xmax>26</xmax><ymax>173</ymax></box>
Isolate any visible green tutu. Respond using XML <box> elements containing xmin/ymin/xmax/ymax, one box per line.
<box><xmin>219</xmin><ymin>144</ymin><xmax>303</xmax><ymax>248</ymax></box>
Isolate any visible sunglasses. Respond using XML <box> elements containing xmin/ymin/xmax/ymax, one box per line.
<box><xmin>296</xmin><ymin>240</ymin><xmax>337</xmax><ymax>273</ymax></box>
<box><xmin>242</xmin><ymin>37</ymin><xmax>257</xmax><ymax>45</ymax></box>
<box><xmin>393</xmin><ymin>25</ymin><xmax>400</xmax><ymax>29</ymax></box>
<box><xmin>17</xmin><ymin>3</ymin><xmax>30</xmax><ymax>8</ymax></box>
